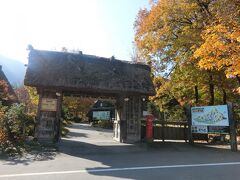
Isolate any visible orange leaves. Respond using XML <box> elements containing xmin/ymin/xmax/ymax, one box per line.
<box><xmin>63</xmin><ymin>96</ymin><xmax>95</xmax><ymax>118</ymax></box>
<box><xmin>134</xmin><ymin>0</ymin><xmax>205</xmax><ymax>66</ymax></box>
<box><xmin>0</xmin><ymin>128</ymin><xmax>8</xmax><ymax>145</ymax></box>
<box><xmin>134</xmin><ymin>0</ymin><xmax>240</xmax><ymax>85</ymax></box>
<box><xmin>0</xmin><ymin>108</ymin><xmax>8</xmax><ymax>145</ymax></box>
<box><xmin>134</xmin><ymin>0</ymin><xmax>240</xmax><ymax>111</ymax></box>
<box><xmin>194</xmin><ymin>23</ymin><xmax>240</xmax><ymax>77</ymax></box>
<box><xmin>231</xmin><ymin>31</ymin><xmax>240</xmax><ymax>42</ymax></box>
<box><xmin>192</xmin><ymin>0</ymin><xmax>240</xmax><ymax>78</ymax></box>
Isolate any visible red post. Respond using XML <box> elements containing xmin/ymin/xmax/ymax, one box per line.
<box><xmin>146</xmin><ymin>114</ymin><xmax>154</xmax><ymax>141</ymax></box>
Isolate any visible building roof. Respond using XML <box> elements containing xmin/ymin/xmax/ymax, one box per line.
<box><xmin>91</xmin><ymin>100</ymin><xmax>115</xmax><ymax>110</ymax></box>
<box><xmin>0</xmin><ymin>66</ymin><xmax>18</xmax><ymax>104</ymax></box>
<box><xmin>24</xmin><ymin>49</ymin><xmax>155</xmax><ymax>96</ymax></box>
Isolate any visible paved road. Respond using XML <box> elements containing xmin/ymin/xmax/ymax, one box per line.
<box><xmin>1</xmin><ymin>123</ymin><xmax>240</xmax><ymax>180</ymax></box>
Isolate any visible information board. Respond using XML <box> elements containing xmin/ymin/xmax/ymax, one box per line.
<box><xmin>93</xmin><ymin>111</ymin><xmax>110</xmax><ymax>120</ymax></box>
<box><xmin>191</xmin><ymin>105</ymin><xmax>229</xmax><ymax>126</ymax></box>
<box><xmin>191</xmin><ymin>105</ymin><xmax>230</xmax><ymax>134</ymax></box>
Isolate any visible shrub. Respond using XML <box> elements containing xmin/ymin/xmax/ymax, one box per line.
<box><xmin>72</xmin><ymin>116</ymin><xmax>82</xmax><ymax>123</ymax></box>
<box><xmin>93</xmin><ymin>120</ymin><xmax>113</xmax><ymax>129</ymax></box>
<box><xmin>0</xmin><ymin>102</ymin><xmax>36</xmax><ymax>155</ymax></box>
<box><xmin>61</xmin><ymin>127</ymin><xmax>70</xmax><ymax>137</ymax></box>
<box><xmin>5</xmin><ymin>103</ymin><xmax>35</xmax><ymax>140</ymax></box>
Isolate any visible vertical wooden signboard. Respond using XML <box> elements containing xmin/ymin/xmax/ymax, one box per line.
<box><xmin>35</xmin><ymin>90</ymin><xmax>62</xmax><ymax>142</ymax></box>
<box><xmin>37</xmin><ymin>98</ymin><xmax>58</xmax><ymax>141</ymax></box>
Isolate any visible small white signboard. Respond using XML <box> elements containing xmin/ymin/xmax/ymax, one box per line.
<box><xmin>191</xmin><ymin>125</ymin><xmax>208</xmax><ymax>134</ymax></box>
<box><xmin>143</xmin><ymin>111</ymin><xmax>150</xmax><ymax>117</ymax></box>
<box><xmin>191</xmin><ymin>105</ymin><xmax>229</xmax><ymax>126</ymax></box>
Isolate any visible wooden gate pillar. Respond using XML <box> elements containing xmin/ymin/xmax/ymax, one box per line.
<box><xmin>125</xmin><ymin>96</ymin><xmax>142</xmax><ymax>142</ymax></box>
<box><xmin>35</xmin><ymin>89</ymin><xmax>62</xmax><ymax>142</ymax></box>
<box><xmin>114</xmin><ymin>96</ymin><xmax>142</xmax><ymax>143</ymax></box>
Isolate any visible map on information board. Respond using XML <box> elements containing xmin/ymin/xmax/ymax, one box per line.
<box><xmin>191</xmin><ymin>105</ymin><xmax>229</xmax><ymax>126</ymax></box>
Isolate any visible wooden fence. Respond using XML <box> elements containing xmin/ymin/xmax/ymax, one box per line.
<box><xmin>141</xmin><ymin>120</ymin><xmax>208</xmax><ymax>142</ymax></box>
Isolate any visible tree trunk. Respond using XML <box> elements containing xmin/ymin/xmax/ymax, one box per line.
<box><xmin>222</xmin><ymin>89</ymin><xmax>227</xmax><ymax>104</ymax></box>
<box><xmin>236</xmin><ymin>75</ymin><xmax>240</xmax><ymax>86</ymax></box>
<box><xmin>194</xmin><ymin>85</ymin><xmax>199</xmax><ymax>104</ymax></box>
<box><xmin>208</xmin><ymin>73</ymin><xmax>214</xmax><ymax>105</ymax></box>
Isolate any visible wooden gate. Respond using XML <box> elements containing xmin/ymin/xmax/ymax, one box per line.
<box><xmin>24</xmin><ymin>49</ymin><xmax>155</xmax><ymax>143</ymax></box>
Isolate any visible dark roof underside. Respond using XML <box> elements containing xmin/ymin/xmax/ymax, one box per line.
<box><xmin>24</xmin><ymin>50</ymin><xmax>155</xmax><ymax>96</ymax></box>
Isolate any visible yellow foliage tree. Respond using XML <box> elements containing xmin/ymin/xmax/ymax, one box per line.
<box><xmin>135</xmin><ymin>0</ymin><xmax>240</xmax><ymax>108</ymax></box>
<box><xmin>135</xmin><ymin>0</ymin><xmax>205</xmax><ymax>71</ymax></box>
<box><xmin>194</xmin><ymin>0</ymin><xmax>240</xmax><ymax>80</ymax></box>
<box><xmin>63</xmin><ymin>96</ymin><xmax>95</xmax><ymax>120</ymax></box>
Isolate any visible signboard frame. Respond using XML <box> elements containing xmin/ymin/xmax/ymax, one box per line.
<box><xmin>187</xmin><ymin>103</ymin><xmax>237</xmax><ymax>151</ymax></box>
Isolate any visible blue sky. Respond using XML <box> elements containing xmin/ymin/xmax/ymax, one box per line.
<box><xmin>0</xmin><ymin>0</ymin><xmax>150</xmax><ymax>63</ymax></box>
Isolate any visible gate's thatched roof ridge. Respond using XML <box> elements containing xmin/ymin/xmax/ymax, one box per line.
<box><xmin>24</xmin><ymin>49</ymin><xmax>155</xmax><ymax>96</ymax></box>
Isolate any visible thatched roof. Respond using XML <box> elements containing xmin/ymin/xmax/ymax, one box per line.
<box><xmin>24</xmin><ymin>49</ymin><xmax>155</xmax><ymax>96</ymax></box>
<box><xmin>0</xmin><ymin>66</ymin><xmax>18</xmax><ymax>104</ymax></box>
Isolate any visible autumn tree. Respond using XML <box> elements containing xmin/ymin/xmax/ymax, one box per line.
<box><xmin>135</xmin><ymin>0</ymin><xmax>206</xmax><ymax>73</ymax></box>
<box><xmin>63</xmin><ymin>96</ymin><xmax>95</xmax><ymax>120</ymax></box>
<box><xmin>194</xmin><ymin>0</ymin><xmax>240</xmax><ymax>82</ymax></box>
<box><xmin>15</xmin><ymin>86</ymin><xmax>38</xmax><ymax>114</ymax></box>
<box><xmin>134</xmin><ymin>0</ymin><xmax>240</xmax><ymax>119</ymax></box>
<box><xmin>134</xmin><ymin>0</ymin><xmax>217</xmax><ymax>104</ymax></box>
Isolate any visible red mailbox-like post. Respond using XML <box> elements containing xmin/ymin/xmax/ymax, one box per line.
<box><xmin>146</xmin><ymin>114</ymin><xmax>154</xmax><ymax>141</ymax></box>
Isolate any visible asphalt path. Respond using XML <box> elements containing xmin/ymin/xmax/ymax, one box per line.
<box><xmin>1</xmin><ymin>123</ymin><xmax>240</xmax><ymax>180</ymax></box>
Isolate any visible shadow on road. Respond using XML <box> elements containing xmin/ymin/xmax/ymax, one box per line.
<box><xmin>58</xmin><ymin>138</ymin><xmax>240</xmax><ymax>180</ymax></box>
<box><xmin>65</xmin><ymin>131</ymin><xmax>88</xmax><ymax>138</ymax></box>
<box><xmin>2</xmin><ymin>123</ymin><xmax>240</xmax><ymax>180</ymax></box>
<box><xmin>66</xmin><ymin>123</ymin><xmax>113</xmax><ymax>132</ymax></box>
<box><xmin>2</xmin><ymin>144</ymin><xmax>58</xmax><ymax>165</ymax></box>
<box><xmin>56</xmin><ymin>123</ymin><xmax>240</xmax><ymax>179</ymax></box>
